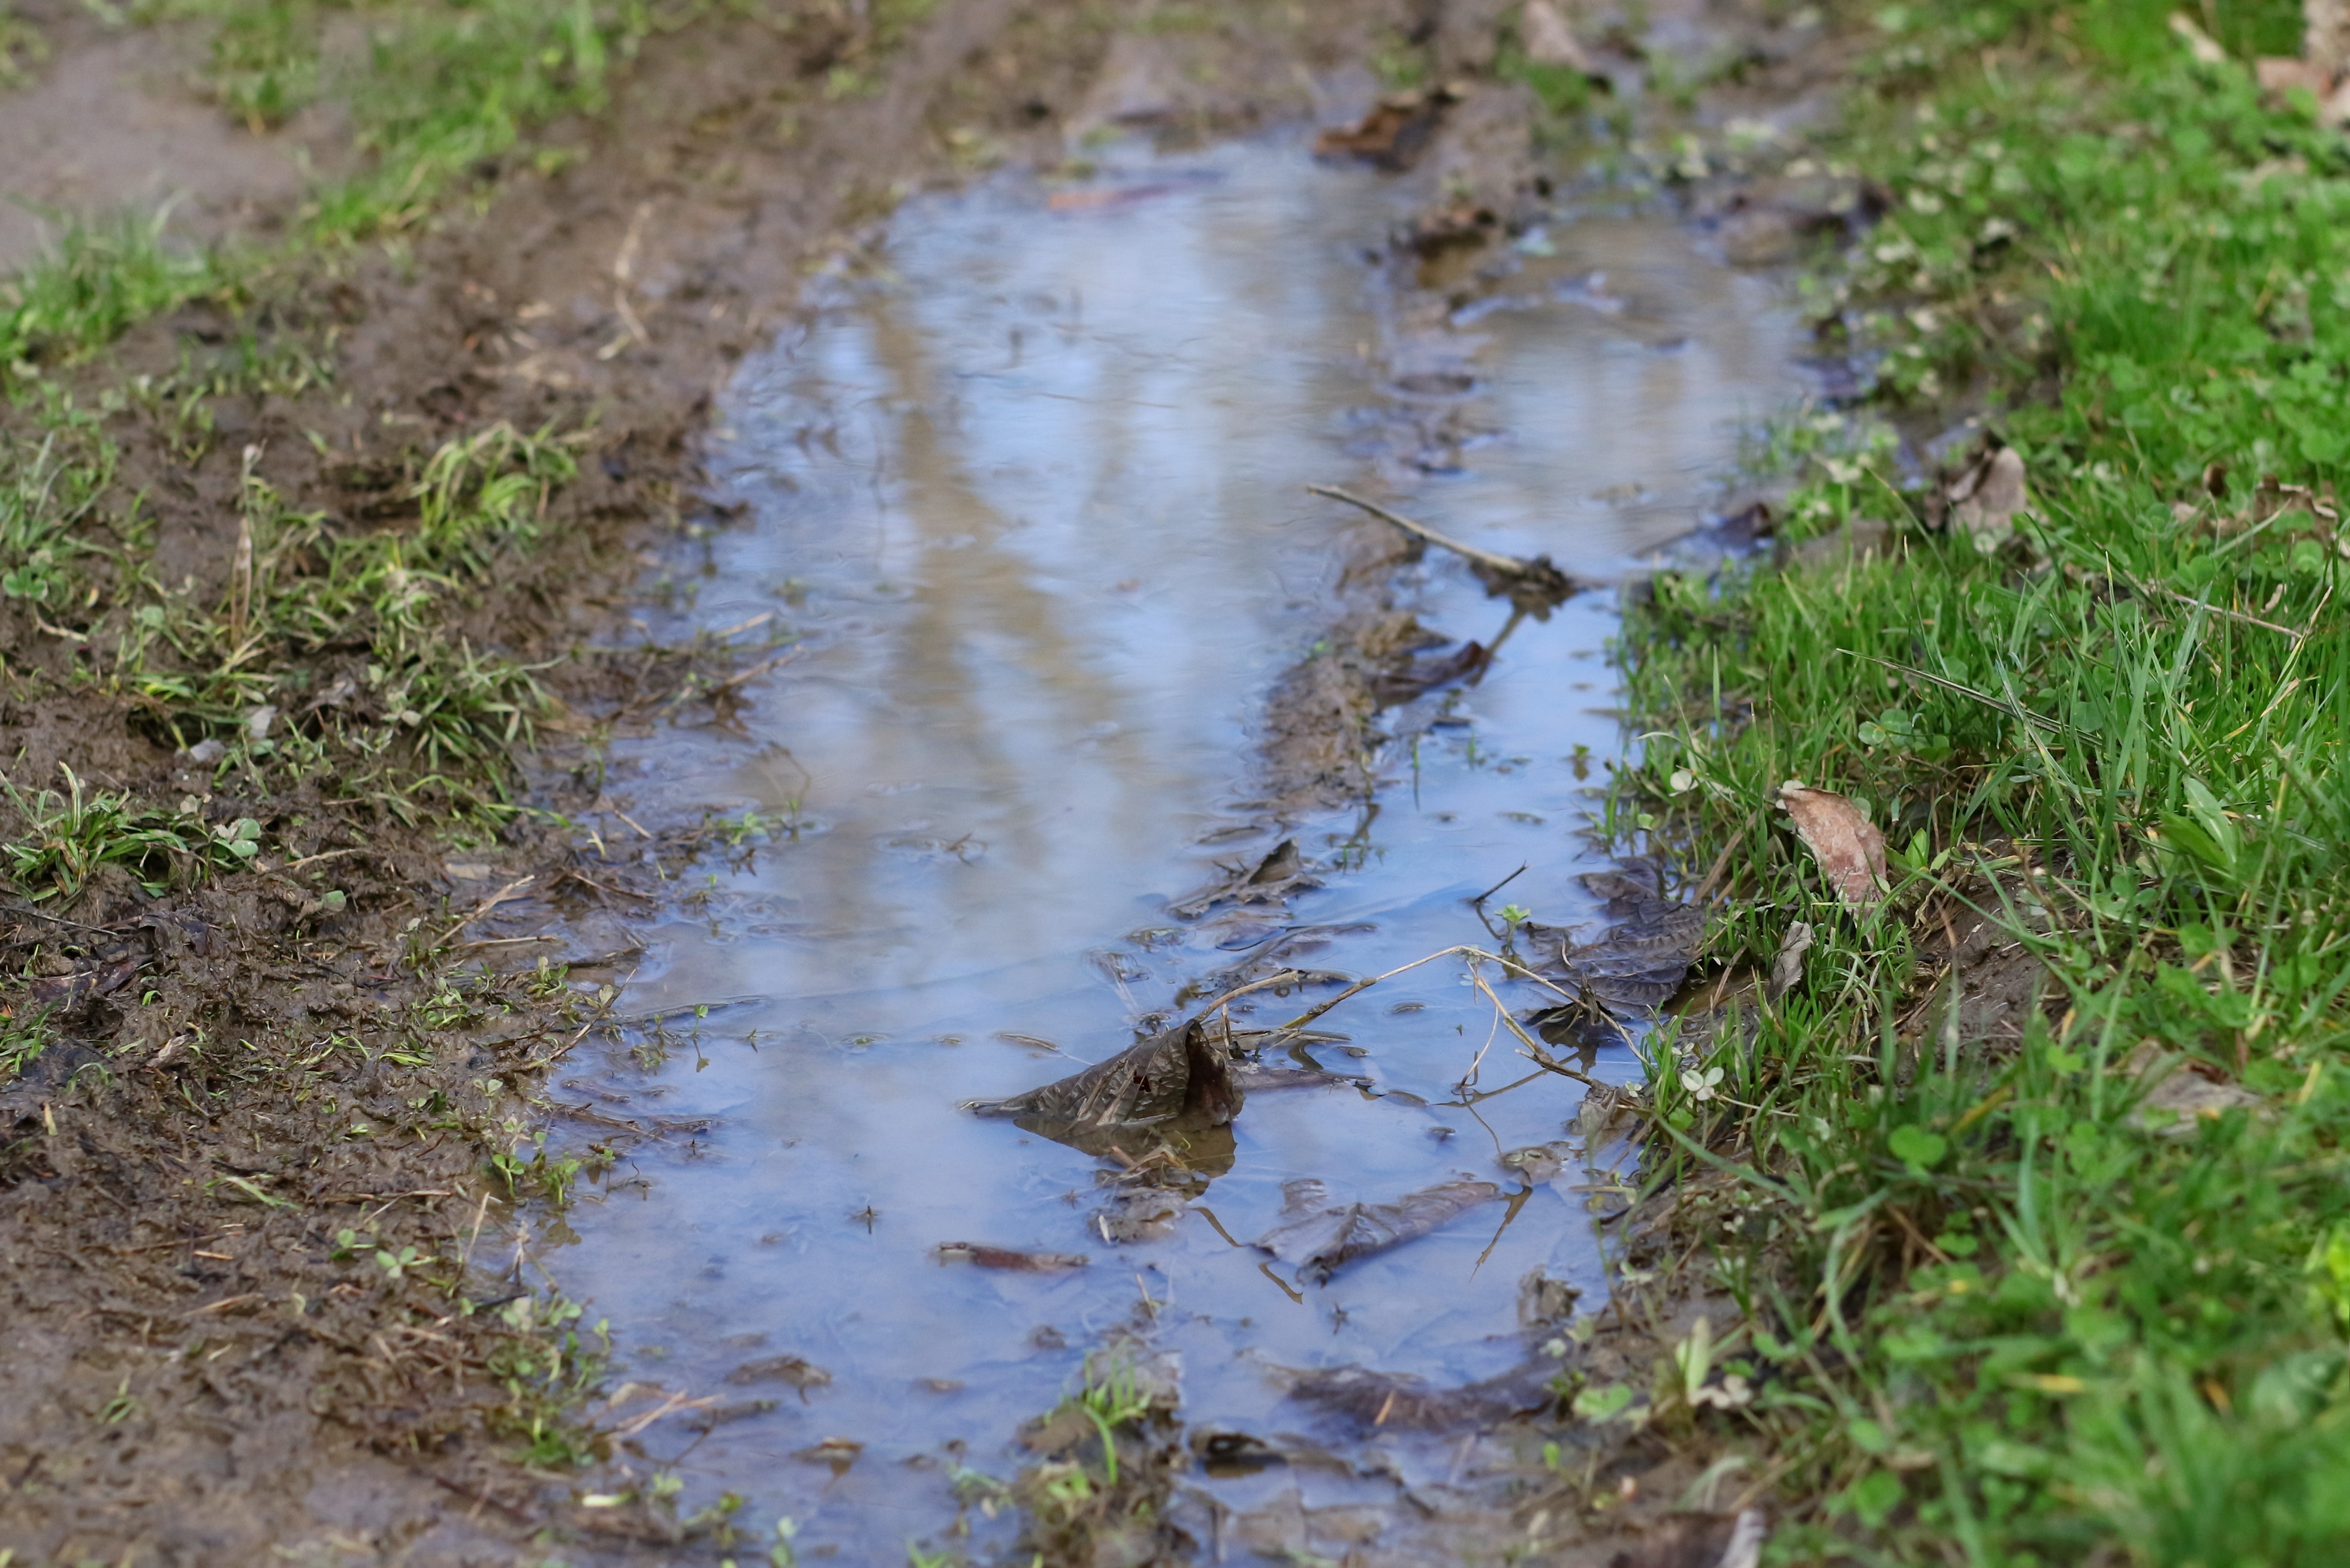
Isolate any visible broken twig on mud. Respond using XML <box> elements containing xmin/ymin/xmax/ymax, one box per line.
<box><xmin>1307</xmin><ymin>484</ymin><xmax>1580</xmax><ymax>602</ymax></box>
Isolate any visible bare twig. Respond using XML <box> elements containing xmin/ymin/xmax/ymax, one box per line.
<box><xmin>1263</xmin><ymin>943</ymin><xmax>1579</xmax><ymax>1038</ymax></box>
<box><xmin>1308</xmin><ymin>484</ymin><xmax>1537</xmax><ymax>578</ymax></box>
<box><xmin>1471</xmin><ymin>864</ymin><xmax>1528</xmax><ymax>906</ymax></box>
<box><xmin>435</xmin><ymin>876</ymin><xmax>535</xmax><ymax>942</ymax></box>
<box><xmin>279</xmin><ymin>846</ymin><xmax>370</xmax><ymax>872</ymax></box>
<box><xmin>2130</xmin><ymin>574</ymin><xmax>2307</xmax><ymax>639</ymax></box>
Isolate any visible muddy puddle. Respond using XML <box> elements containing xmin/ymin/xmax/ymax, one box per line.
<box><xmin>554</xmin><ymin>135</ymin><xmax>1802</xmax><ymax>1557</ymax></box>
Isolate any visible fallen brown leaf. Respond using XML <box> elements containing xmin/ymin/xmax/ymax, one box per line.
<box><xmin>2123</xmin><ymin>1045</ymin><xmax>2264</xmax><ymax>1137</ymax></box>
<box><xmin>1768</xmin><ymin>921</ymin><xmax>1815</xmax><ymax>999</ymax></box>
<box><xmin>1777</xmin><ymin>784</ymin><xmax>1887</xmax><ymax>909</ymax></box>
<box><xmin>2257</xmin><ymin>56</ymin><xmax>2330</xmax><ymax>93</ymax></box>
<box><xmin>1522</xmin><ymin>0</ymin><xmax>1601</xmax><ymax>73</ymax></box>
<box><xmin>1949</xmin><ymin>445</ymin><xmax>2029</xmax><ymax>548</ymax></box>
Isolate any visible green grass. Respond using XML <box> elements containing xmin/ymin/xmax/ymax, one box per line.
<box><xmin>1611</xmin><ymin>2</ymin><xmax>2350</xmax><ymax>1561</ymax></box>
<box><xmin>1</xmin><ymin>0</ymin><xmax>677</xmax><ymax>372</ymax></box>
<box><xmin>0</xmin><ymin>213</ymin><xmax>224</xmax><ymax>369</ymax></box>
<box><xmin>0</xmin><ymin>0</ymin><xmax>650</xmax><ymax>858</ymax></box>
<box><xmin>0</xmin><ymin>764</ymin><xmax>261</xmax><ymax>900</ymax></box>
<box><xmin>0</xmin><ymin>2</ymin><xmax>46</xmax><ymax>89</ymax></box>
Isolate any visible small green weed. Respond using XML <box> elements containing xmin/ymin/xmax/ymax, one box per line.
<box><xmin>0</xmin><ymin>765</ymin><xmax>254</xmax><ymax>900</ymax></box>
<box><xmin>0</xmin><ymin>212</ymin><xmax>221</xmax><ymax>369</ymax></box>
<box><xmin>1073</xmin><ymin>1353</ymin><xmax>1153</xmax><ymax>1486</ymax></box>
<box><xmin>0</xmin><ymin>2</ymin><xmax>46</xmax><ymax>91</ymax></box>
<box><xmin>0</xmin><ymin>1004</ymin><xmax>50</xmax><ymax>1079</ymax></box>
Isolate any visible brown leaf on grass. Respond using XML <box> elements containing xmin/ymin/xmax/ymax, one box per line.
<box><xmin>2318</xmin><ymin>0</ymin><xmax>2350</xmax><ymax>76</ymax></box>
<box><xmin>2291</xmin><ymin>7</ymin><xmax>2350</xmax><ymax>121</ymax></box>
<box><xmin>1948</xmin><ymin>445</ymin><xmax>2029</xmax><ymax>547</ymax></box>
<box><xmin>1252</xmin><ymin>1175</ymin><xmax>1499</xmax><ymax>1284</ymax></box>
<box><xmin>1777</xmin><ymin>785</ymin><xmax>1887</xmax><ymax>909</ymax></box>
<box><xmin>1768</xmin><ymin>921</ymin><xmax>1815</xmax><ymax>999</ymax></box>
<box><xmin>2122</xmin><ymin>1044</ymin><xmax>2264</xmax><ymax>1137</ymax></box>
<box><xmin>2257</xmin><ymin>56</ymin><xmax>2331</xmax><ymax>93</ymax></box>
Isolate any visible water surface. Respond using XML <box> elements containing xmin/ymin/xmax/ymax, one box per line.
<box><xmin>554</xmin><ymin>136</ymin><xmax>1802</xmax><ymax>1555</ymax></box>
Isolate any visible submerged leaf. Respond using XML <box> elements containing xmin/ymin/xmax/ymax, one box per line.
<box><xmin>1518</xmin><ymin>1267</ymin><xmax>1582</xmax><ymax>1330</ymax></box>
<box><xmin>1778</xmin><ymin>784</ymin><xmax>1887</xmax><ymax>909</ymax></box>
<box><xmin>935</xmin><ymin>1243</ymin><xmax>1089</xmax><ymax>1271</ymax></box>
<box><xmin>724</xmin><ymin>1354</ymin><xmax>831</xmax><ymax>1392</ymax></box>
<box><xmin>1521</xmin><ymin>858</ymin><xmax>1705</xmax><ymax>1027</ymax></box>
<box><xmin>1252</xmin><ymin>1175</ymin><xmax>1499</xmax><ymax>1284</ymax></box>
<box><xmin>1232</xmin><ymin>1063</ymin><xmax>1369</xmax><ymax>1093</ymax></box>
<box><xmin>1312</xmin><ymin>88</ymin><xmax>1456</xmax><ymax>171</ymax></box>
<box><xmin>1280</xmin><ymin>1362</ymin><xmax>1547</xmax><ymax>1429</ymax></box>
<box><xmin>1094</xmin><ymin>1187</ymin><xmax>1188</xmax><ymax>1243</ymax></box>
<box><xmin>1169</xmin><ymin>839</ymin><xmax>1322</xmax><ymax>918</ymax></box>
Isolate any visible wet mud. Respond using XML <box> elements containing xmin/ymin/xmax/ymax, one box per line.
<box><xmin>0</xmin><ymin>0</ymin><xmax>1875</xmax><ymax>1560</ymax></box>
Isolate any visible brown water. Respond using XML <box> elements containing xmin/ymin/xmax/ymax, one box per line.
<box><xmin>553</xmin><ymin>135</ymin><xmax>1802</xmax><ymax>1558</ymax></box>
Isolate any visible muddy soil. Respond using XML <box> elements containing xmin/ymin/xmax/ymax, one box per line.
<box><xmin>0</xmin><ymin>0</ymin><xmax>1875</xmax><ymax>1560</ymax></box>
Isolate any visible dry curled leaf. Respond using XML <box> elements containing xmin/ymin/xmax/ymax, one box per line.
<box><xmin>1778</xmin><ymin>785</ymin><xmax>1886</xmax><ymax>909</ymax></box>
<box><xmin>1769</xmin><ymin>921</ymin><xmax>1815</xmax><ymax>999</ymax></box>
<box><xmin>1948</xmin><ymin>445</ymin><xmax>2029</xmax><ymax>547</ymax></box>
